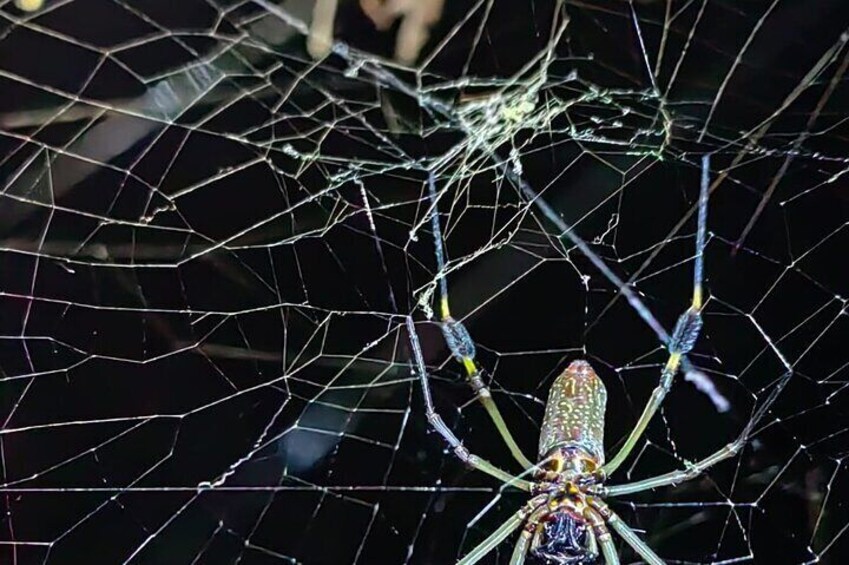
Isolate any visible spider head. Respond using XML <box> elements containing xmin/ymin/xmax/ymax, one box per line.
<box><xmin>531</xmin><ymin>511</ymin><xmax>596</xmax><ymax>564</ymax></box>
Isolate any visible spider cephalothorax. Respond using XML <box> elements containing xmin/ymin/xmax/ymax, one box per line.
<box><xmin>531</xmin><ymin>509</ymin><xmax>596</xmax><ymax>564</ymax></box>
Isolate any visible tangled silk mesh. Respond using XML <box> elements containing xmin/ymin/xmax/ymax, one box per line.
<box><xmin>0</xmin><ymin>1</ymin><xmax>848</xmax><ymax>563</ymax></box>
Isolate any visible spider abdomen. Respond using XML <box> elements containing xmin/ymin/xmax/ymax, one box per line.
<box><xmin>538</xmin><ymin>360</ymin><xmax>607</xmax><ymax>465</ymax></box>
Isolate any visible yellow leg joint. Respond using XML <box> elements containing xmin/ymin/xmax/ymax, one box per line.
<box><xmin>439</xmin><ymin>296</ymin><xmax>451</xmax><ymax>319</ymax></box>
<box><xmin>693</xmin><ymin>285</ymin><xmax>703</xmax><ymax>311</ymax></box>
<box><xmin>665</xmin><ymin>352</ymin><xmax>682</xmax><ymax>373</ymax></box>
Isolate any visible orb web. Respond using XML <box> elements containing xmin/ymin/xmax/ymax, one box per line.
<box><xmin>0</xmin><ymin>1</ymin><xmax>847</xmax><ymax>563</ymax></box>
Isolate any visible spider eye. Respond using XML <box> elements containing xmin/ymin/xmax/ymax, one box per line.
<box><xmin>532</xmin><ymin>513</ymin><xmax>596</xmax><ymax>564</ymax></box>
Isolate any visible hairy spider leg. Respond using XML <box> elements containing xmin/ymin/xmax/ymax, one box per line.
<box><xmin>601</xmin><ymin>154</ymin><xmax>710</xmax><ymax>475</ymax></box>
<box><xmin>456</xmin><ymin>495</ymin><xmax>548</xmax><ymax>565</ymax></box>
<box><xmin>405</xmin><ymin>316</ymin><xmax>534</xmax><ymax>490</ymax></box>
<box><xmin>426</xmin><ymin>172</ymin><xmax>534</xmax><ymax>469</ymax></box>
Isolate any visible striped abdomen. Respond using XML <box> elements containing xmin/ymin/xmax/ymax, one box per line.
<box><xmin>538</xmin><ymin>360</ymin><xmax>607</xmax><ymax>464</ymax></box>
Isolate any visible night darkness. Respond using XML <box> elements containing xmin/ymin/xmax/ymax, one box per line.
<box><xmin>1</xmin><ymin>1</ymin><xmax>849</xmax><ymax>564</ymax></box>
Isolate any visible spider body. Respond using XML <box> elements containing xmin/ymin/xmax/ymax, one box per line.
<box><xmin>523</xmin><ymin>360</ymin><xmax>607</xmax><ymax>563</ymax></box>
<box><xmin>407</xmin><ymin>156</ymin><xmax>745</xmax><ymax>564</ymax></box>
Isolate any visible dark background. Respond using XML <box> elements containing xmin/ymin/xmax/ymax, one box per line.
<box><xmin>1</xmin><ymin>1</ymin><xmax>848</xmax><ymax>563</ymax></box>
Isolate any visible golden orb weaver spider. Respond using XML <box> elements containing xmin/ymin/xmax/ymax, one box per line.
<box><xmin>406</xmin><ymin>155</ymin><xmax>746</xmax><ymax>564</ymax></box>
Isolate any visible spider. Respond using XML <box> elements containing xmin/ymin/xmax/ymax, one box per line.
<box><xmin>406</xmin><ymin>156</ymin><xmax>746</xmax><ymax>564</ymax></box>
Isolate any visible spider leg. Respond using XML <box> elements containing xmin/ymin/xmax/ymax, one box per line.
<box><xmin>585</xmin><ymin>507</ymin><xmax>620</xmax><ymax>565</ymax></box>
<box><xmin>598</xmin><ymin>533</ymin><xmax>620</xmax><ymax>565</ymax></box>
<box><xmin>601</xmin><ymin>434</ymin><xmax>745</xmax><ymax>497</ymax></box>
<box><xmin>591</xmin><ymin>501</ymin><xmax>664</xmax><ymax>565</ymax></box>
<box><xmin>586</xmin><ymin>524</ymin><xmax>599</xmax><ymax>559</ymax></box>
<box><xmin>508</xmin><ymin>504</ymin><xmax>551</xmax><ymax>565</ymax></box>
<box><xmin>601</xmin><ymin>155</ymin><xmax>711</xmax><ymax>476</ymax></box>
<box><xmin>607</xmin><ymin>514</ymin><xmax>665</xmax><ymax>565</ymax></box>
<box><xmin>458</xmin><ymin>496</ymin><xmax>547</xmax><ymax>565</ymax></box>
<box><xmin>426</xmin><ymin>172</ymin><xmax>534</xmax><ymax>470</ymax></box>
<box><xmin>406</xmin><ymin>316</ymin><xmax>534</xmax><ymax>490</ymax></box>
<box><xmin>509</xmin><ymin>530</ymin><xmax>532</xmax><ymax>565</ymax></box>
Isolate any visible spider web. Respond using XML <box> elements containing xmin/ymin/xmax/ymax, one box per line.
<box><xmin>0</xmin><ymin>0</ymin><xmax>848</xmax><ymax>563</ymax></box>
